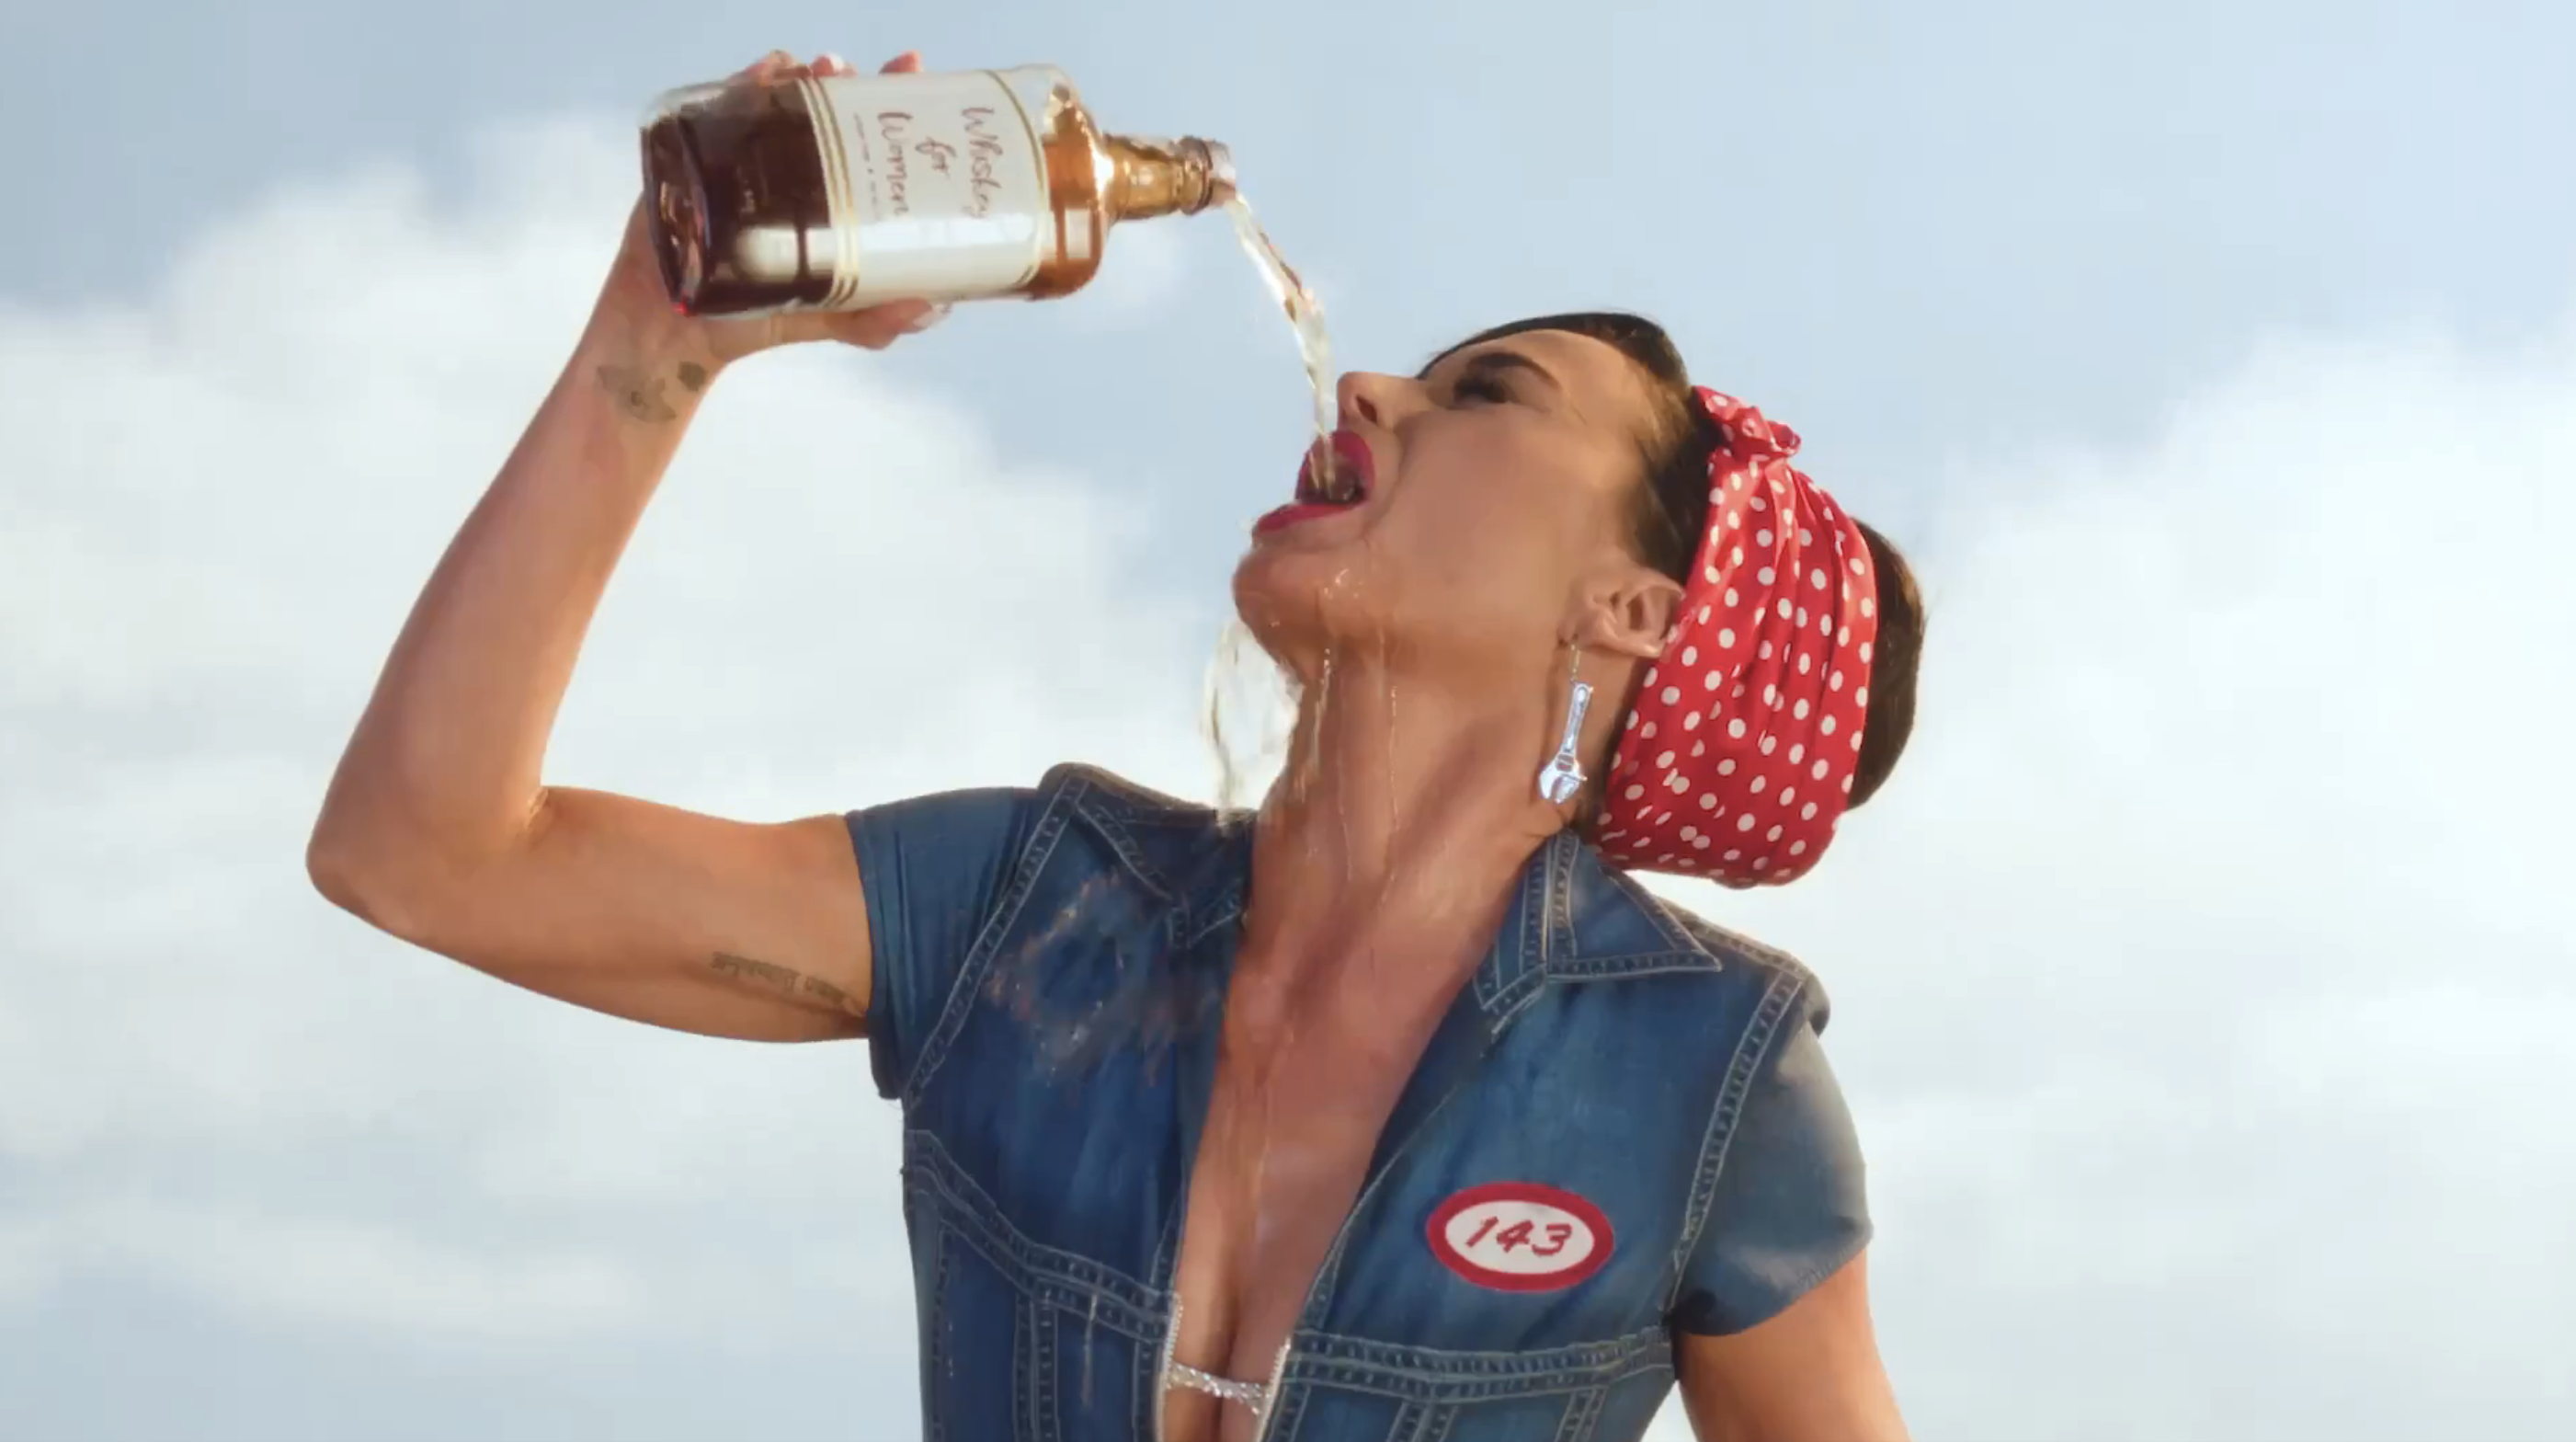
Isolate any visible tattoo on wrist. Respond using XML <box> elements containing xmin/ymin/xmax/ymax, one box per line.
<box><xmin>710</xmin><ymin>952</ymin><xmax>862</xmax><ymax>1017</ymax></box>
<box><xmin>596</xmin><ymin>362</ymin><xmax>690</xmax><ymax>423</ymax></box>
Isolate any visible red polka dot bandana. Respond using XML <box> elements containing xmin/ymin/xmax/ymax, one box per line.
<box><xmin>1596</xmin><ymin>388</ymin><xmax>1878</xmax><ymax>887</ymax></box>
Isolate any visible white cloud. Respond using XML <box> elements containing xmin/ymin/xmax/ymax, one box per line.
<box><xmin>0</xmin><ymin>116</ymin><xmax>1209</xmax><ymax>1403</ymax></box>
<box><xmin>4</xmin><ymin>110</ymin><xmax>2573</xmax><ymax>1442</ymax></box>
<box><xmin>0</xmin><ymin>1200</ymin><xmax>651</xmax><ymax>1345</ymax></box>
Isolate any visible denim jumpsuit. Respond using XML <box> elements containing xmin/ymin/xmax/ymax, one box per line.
<box><xmin>849</xmin><ymin>764</ymin><xmax>1871</xmax><ymax>1442</ymax></box>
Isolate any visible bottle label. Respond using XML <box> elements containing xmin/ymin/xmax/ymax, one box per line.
<box><xmin>814</xmin><ymin>71</ymin><xmax>1053</xmax><ymax>304</ymax></box>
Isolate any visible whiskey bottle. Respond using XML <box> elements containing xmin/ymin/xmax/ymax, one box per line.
<box><xmin>640</xmin><ymin>64</ymin><xmax>1235</xmax><ymax>318</ymax></box>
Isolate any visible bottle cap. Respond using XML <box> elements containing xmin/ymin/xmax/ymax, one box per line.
<box><xmin>1195</xmin><ymin>140</ymin><xmax>1237</xmax><ymax>207</ymax></box>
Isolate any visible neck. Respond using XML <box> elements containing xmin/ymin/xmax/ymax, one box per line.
<box><xmin>1244</xmin><ymin>647</ymin><xmax>1567</xmax><ymax>985</ymax></box>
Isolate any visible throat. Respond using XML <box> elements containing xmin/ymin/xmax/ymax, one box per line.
<box><xmin>1254</xmin><ymin>662</ymin><xmax>1560</xmax><ymax>928</ymax></box>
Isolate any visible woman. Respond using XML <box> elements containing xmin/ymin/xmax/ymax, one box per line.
<box><xmin>308</xmin><ymin>50</ymin><xmax>1924</xmax><ymax>1442</ymax></box>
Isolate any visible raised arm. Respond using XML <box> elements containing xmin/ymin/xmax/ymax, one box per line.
<box><xmin>306</xmin><ymin>52</ymin><xmax>940</xmax><ymax>1043</ymax></box>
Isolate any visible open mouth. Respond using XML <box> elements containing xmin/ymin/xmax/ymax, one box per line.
<box><xmin>1294</xmin><ymin>429</ymin><xmax>1376</xmax><ymax>507</ymax></box>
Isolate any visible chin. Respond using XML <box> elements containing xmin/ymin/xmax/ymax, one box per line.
<box><xmin>1230</xmin><ymin>548</ymin><xmax>1316</xmax><ymax>677</ymax></box>
<box><xmin>1230</xmin><ymin>542</ymin><xmax>1374</xmax><ymax>684</ymax></box>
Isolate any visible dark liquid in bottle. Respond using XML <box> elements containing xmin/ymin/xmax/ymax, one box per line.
<box><xmin>642</xmin><ymin>85</ymin><xmax>834</xmax><ymax>316</ymax></box>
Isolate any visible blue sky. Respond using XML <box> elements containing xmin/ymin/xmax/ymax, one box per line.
<box><xmin>2</xmin><ymin>1</ymin><xmax>2571</xmax><ymax>1438</ymax></box>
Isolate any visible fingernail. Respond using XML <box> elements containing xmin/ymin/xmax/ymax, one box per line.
<box><xmin>903</xmin><ymin>303</ymin><xmax>952</xmax><ymax>333</ymax></box>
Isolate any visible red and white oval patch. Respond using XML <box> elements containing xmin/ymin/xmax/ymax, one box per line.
<box><xmin>1426</xmin><ymin>1182</ymin><xmax>1614</xmax><ymax>1292</ymax></box>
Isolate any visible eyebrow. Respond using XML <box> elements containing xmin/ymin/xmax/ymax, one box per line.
<box><xmin>1421</xmin><ymin>345</ymin><xmax>1566</xmax><ymax>397</ymax></box>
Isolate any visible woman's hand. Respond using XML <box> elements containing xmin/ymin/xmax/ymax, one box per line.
<box><xmin>595</xmin><ymin>49</ymin><xmax>947</xmax><ymax>372</ymax></box>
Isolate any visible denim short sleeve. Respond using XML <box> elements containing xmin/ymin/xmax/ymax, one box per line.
<box><xmin>1668</xmin><ymin>988</ymin><xmax>1872</xmax><ymax>1336</ymax></box>
<box><xmin>846</xmin><ymin>786</ymin><xmax>1041</xmax><ymax>1102</ymax></box>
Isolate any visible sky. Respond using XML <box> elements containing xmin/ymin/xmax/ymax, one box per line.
<box><xmin>2</xmin><ymin>1</ymin><xmax>2571</xmax><ymax>1439</ymax></box>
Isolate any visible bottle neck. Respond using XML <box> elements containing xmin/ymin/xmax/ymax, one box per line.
<box><xmin>1103</xmin><ymin>135</ymin><xmax>1237</xmax><ymax>221</ymax></box>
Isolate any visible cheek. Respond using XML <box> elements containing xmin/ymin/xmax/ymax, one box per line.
<box><xmin>1377</xmin><ymin>468</ymin><xmax>1601</xmax><ymax>615</ymax></box>
<box><xmin>1397</xmin><ymin>506</ymin><xmax>1559</xmax><ymax>585</ymax></box>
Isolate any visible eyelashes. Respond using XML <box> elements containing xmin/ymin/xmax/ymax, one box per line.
<box><xmin>1453</xmin><ymin>373</ymin><xmax>1511</xmax><ymax>406</ymax></box>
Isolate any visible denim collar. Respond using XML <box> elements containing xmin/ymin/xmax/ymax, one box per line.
<box><xmin>1046</xmin><ymin>764</ymin><xmax>1767</xmax><ymax>1032</ymax></box>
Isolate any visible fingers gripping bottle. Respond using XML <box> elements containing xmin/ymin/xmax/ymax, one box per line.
<box><xmin>641</xmin><ymin>63</ymin><xmax>1236</xmax><ymax>318</ymax></box>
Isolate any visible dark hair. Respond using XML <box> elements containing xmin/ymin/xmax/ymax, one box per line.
<box><xmin>1430</xmin><ymin>313</ymin><xmax>1923</xmax><ymax>808</ymax></box>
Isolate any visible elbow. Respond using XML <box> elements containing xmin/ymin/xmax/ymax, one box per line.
<box><xmin>305</xmin><ymin>827</ymin><xmax>469</xmax><ymax>953</ymax></box>
<box><xmin>303</xmin><ymin>797</ymin><xmax>472</xmax><ymax>944</ymax></box>
<box><xmin>304</xmin><ymin>814</ymin><xmax>416</xmax><ymax>937</ymax></box>
<box><xmin>304</xmin><ymin>787</ymin><xmax>546</xmax><ymax>946</ymax></box>
<box><xmin>305</xmin><ymin>823</ymin><xmax>379</xmax><ymax>921</ymax></box>
<box><xmin>305</xmin><ymin>756</ymin><xmax>413</xmax><ymax>919</ymax></box>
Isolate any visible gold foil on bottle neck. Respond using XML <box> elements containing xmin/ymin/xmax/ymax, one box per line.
<box><xmin>1105</xmin><ymin>135</ymin><xmax>1237</xmax><ymax>220</ymax></box>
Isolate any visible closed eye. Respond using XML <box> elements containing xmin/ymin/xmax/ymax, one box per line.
<box><xmin>1453</xmin><ymin>372</ymin><xmax>1511</xmax><ymax>406</ymax></box>
<box><xmin>1438</xmin><ymin>348</ymin><xmax>1559</xmax><ymax>407</ymax></box>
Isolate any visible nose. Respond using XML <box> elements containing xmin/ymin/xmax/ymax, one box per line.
<box><xmin>1336</xmin><ymin>371</ymin><xmax>1413</xmax><ymax>432</ymax></box>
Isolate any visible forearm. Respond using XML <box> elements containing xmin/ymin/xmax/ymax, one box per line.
<box><xmin>312</xmin><ymin>290</ymin><xmax>723</xmax><ymax>876</ymax></box>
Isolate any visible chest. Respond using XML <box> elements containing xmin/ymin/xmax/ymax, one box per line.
<box><xmin>1187</xmin><ymin>1016</ymin><xmax>1423</xmax><ymax>1288</ymax></box>
<box><xmin>897</xmin><ymin>964</ymin><xmax>1737</xmax><ymax>1442</ymax></box>
<box><xmin>1162</xmin><ymin>1000</ymin><xmax>1442</xmax><ymax>1441</ymax></box>
<box><xmin>879</xmin><ymin>808</ymin><xmax>1778</xmax><ymax>1441</ymax></box>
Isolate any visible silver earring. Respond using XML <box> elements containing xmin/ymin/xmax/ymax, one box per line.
<box><xmin>1536</xmin><ymin>648</ymin><xmax>1594</xmax><ymax>806</ymax></box>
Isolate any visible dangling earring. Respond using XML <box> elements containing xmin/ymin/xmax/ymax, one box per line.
<box><xmin>1536</xmin><ymin>647</ymin><xmax>1595</xmax><ymax>806</ymax></box>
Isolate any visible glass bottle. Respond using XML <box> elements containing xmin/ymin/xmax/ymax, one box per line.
<box><xmin>639</xmin><ymin>63</ymin><xmax>1235</xmax><ymax>318</ymax></box>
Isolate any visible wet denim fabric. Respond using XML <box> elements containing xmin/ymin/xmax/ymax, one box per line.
<box><xmin>849</xmin><ymin>764</ymin><xmax>1870</xmax><ymax>1442</ymax></box>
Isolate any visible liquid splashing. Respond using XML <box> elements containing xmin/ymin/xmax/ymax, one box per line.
<box><xmin>1225</xmin><ymin>195</ymin><xmax>1337</xmax><ymax>454</ymax></box>
<box><xmin>1203</xmin><ymin>620</ymin><xmax>1297</xmax><ymax>818</ymax></box>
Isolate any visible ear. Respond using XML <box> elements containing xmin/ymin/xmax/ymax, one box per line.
<box><xmin>1569</xmin><ymin>563</ymin><xmax>1684</xmax><ymax>662</ymax></box>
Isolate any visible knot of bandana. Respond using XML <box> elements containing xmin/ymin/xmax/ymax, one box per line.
<box><xmin>1594</xmin><ymin>388</ymin><xmax>1879</xmax><ymax>887</ymax></box>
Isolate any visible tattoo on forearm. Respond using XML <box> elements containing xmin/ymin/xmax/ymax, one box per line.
<box><xmin>596</xmin><ymin>363</ymin><xmax>683</xmax><ymax>422</ymax></box>
<box><xmin>676</xmin><ymin>361</ymin><xmax>710</xmax><ymax>393</ymax></box>
<box><xmin>710</xmin><ymin>952</ymin><xmax>863</xmax><ymax>1017</ymax></box>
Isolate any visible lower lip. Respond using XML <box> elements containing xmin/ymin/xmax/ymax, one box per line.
<box><xmin>1253</xmin><ymin>501</ymin><xmax>1358</xmax><ymax>535</ymax></box>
